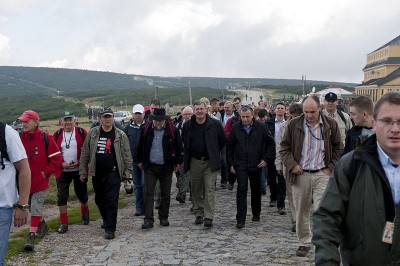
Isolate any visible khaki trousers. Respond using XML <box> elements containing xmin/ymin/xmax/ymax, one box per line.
<box><xmin>292</xmin><ymin>171</ymin><xmax>329</xmax><ymax>244</ymax></box>
<box><xmin>190</xmin><ymin>158</ymin><xmax>217</xmax><ymax>220</ymax></box>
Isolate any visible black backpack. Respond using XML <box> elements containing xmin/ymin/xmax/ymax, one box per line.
<box><xmin>0</xmin><ymin>121</ymin><xmax>49</xmax><ymax>170</ymax></box>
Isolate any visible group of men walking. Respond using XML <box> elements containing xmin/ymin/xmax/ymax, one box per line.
<box><xmin>2</xmin><ymin>91</ymin><xmax>400</xmax><ymax>265</ymax></box>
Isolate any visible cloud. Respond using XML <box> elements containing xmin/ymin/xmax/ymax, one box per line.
<box><xmin>0</xmin><ymin>34</ymin><xmax>10</xmax><ymax>60</ymax></box>
<box><xmin>36</xmin><ymin>59</ymin><xmax>68</xmax><ymax>68</ymax></box>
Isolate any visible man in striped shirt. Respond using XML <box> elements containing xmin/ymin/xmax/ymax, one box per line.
<box><xmin>279</xmin><ymin>96</ymin><xmax>343</xmax><ymax>257</ymax></box>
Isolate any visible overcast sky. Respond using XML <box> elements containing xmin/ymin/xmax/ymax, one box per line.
<box><xmin>0</xmin><ymin>0</ymin><xmax>399</xmax><ymax>83</ymax></box>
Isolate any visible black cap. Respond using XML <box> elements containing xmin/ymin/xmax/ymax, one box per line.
<box><xmin>325</xmin><ymin>92</ymin><xmax>338</xmax><ymax>101</ymax></box>
<box><xmin>100</xmin><ymin>107</ymin><xmax>114</xmax><ymax>116</ymax></box>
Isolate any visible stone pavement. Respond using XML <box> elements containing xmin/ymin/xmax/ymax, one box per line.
<box><xmin>7</xmin><ymin>178</ymin><xmax>315</xmax><ymax>265</ymax></box>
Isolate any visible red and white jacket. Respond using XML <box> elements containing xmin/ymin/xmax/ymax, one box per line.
<box><xmin>20</xmin><ymin>128</ymin><xmax>62</xmax><ymax>194</ymax></box>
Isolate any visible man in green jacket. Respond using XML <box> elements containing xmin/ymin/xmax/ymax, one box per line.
<box><xmin>313</xmin><ymin>92</ymin><xmax>400</xmax><ymax>265</ymax></box>
<box><xmin>79</xmin><ymin>107</ymin><xmax>132</xmax><ymax>240</ymax></box>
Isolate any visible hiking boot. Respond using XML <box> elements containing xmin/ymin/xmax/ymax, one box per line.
<box><xmin>227</xmin><ymin>183</ymin><xmax>234</xmax><ymax>191</ymax></box>
<box><xmin>251</xmin><ymin>215</ymin><xmax>260</xmax><ymax>222</ymax></box>
<box><xmin>236</xmin><ymin>223</ymin><xmax>245</xmax><ymax>229</ymax></box>
<box><xmin>160</xmin><ymin>218</ymin><xmax>170</xmax><ymax>226</ymax></box>
<box><xmin>142</xmin><ymin>220</ymin><xmax>154</xmax><ymax>229</ymax></box>
<box><xmin>24</xmin><ymin>232</ymin><xmax>35</xmax><ymax>252</ymax></box>
<box><xmin>296</xmin><ymin>246</ymin><xmax>311</xmax><ymax>257</ymax></box>
<box><xmin>176</xmin><ymin>195</ymin><xmax>186</xmax><ymax>204</ymax></box>
<box><xmin>278</xmin><ymin>208</ymin><xmax>286</xmax><ymax>215</ymax></box>
<box><xmin>82</xmin><ymin>212</ymin><xmax>90</xmax><ymax>225</ymax></box>
<box><xmin>36</xmin><ymin>219</ymin><xmax>48</xmax><ymax>238</ymax></box>
<box><xmin>57</xmin><ymin>224</ymin><xmax>69</xmax><ymax>234</ymax></box>
<box><xmin>204</xmin><ymin>218</ymin><xmax>213</xmax><ymax>228</ymax></box>
<box><xmin>104</xmin><ymin>231</ymin><xmax>115</xmax><ymax>240</ymax></box>
<box><xmin>195</xmin><ymin>216</ymin><xmax>204</xmax><ymax>225</ymax></box>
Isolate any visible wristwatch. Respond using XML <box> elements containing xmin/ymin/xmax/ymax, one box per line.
<box><xmin>17</xmin><ymin>204</ymin><xmax>29</xmax><ymax>210</ymax></box>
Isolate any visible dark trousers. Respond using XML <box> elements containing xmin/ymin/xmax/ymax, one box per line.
<box><xmin>236</xmin><ymin>169</ymin><xmax>261</xmax><ymax>223</ymax></box>
<box><xmin>267</xmin><ymin>164</ymin><xmax>286</xmax><ymax>209</ymax></box>
<box><xmin>57</xmin><ymin>170</ymin><xmax>88</xmax><ymax>206</ymax></box>
<box><xmin>220</xmin><ymin>146</ymin><xmax>228</xmax><ymax>183</ymax></box>
<box><xmin>144</xmin><ymin>164</ymin><xmax>172</xmax><ymax>222</ymax></box>
<box><xmin>92</xmin><ymin>171</ymin><xmax>121</xmax><ymax>232</ymax></box>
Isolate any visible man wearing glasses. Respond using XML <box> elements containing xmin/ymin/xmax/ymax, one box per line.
<box><xmin>280</xmin><ymin>96</ymin><xmax>343</xmax><ymax>257</ymax></box>
<box><xmin>313</xmin><ymin>92</ymin><xmax>400</xmax><ymax>265</ymax></box>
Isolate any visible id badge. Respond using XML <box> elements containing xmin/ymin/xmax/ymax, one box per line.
<box><xmin>382</xmin><ymin>221</ymin><xmax>394</xmax><ymax>244</ymax></box>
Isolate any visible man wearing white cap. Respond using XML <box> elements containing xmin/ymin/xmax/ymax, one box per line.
<box><xmin>124</xmin><ymin>104</ymin><xmax>146</xmax><ymax>216</ymax></box>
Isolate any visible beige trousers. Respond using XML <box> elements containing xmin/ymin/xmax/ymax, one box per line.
<box><xmin>292</xmin><ymin>171</ymin><xmax>329</xmax><ymax>244</ymax></box>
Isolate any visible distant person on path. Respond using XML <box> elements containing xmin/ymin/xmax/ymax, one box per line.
<box><xmin>124</xmin><ymin>104</ymin><xmax>146</xmax><ymax>216</ymax></box>
<box><xmin>323</xmin><ymin>92</ymin><xmax>352</xmax><ymax>146</ymax></box>
<box><xmin>79</xmin><ymin>107</ymin><xmax>132</xmax><ymax>240</ymax></box>
<box><xmin>233</xmin><ymin>97</ymin><xmax>242</xmax><ymax>112</ymax></box>
<box><xmin>181</xmin><ymin>100</ymin><xmax>225</xmax><ymax>228</ymax></box>
<box><xmin>87</xmin><ymin>106</ymin><xmax>93</xmax><ymax>120</ymax></box>
<box><xmin>313</xmin><ymin>92</ymin><xmax>400</xmax><ymax>265</ymax></box>
<box><xmin>0</xmin><ymin>121</ymin><xmax>31</xmax><ymax>265</ymax></box>
<box><xmin>137</xmin><ymin>108</ymin><xmax>183</xmax><ymax>229</ymax></box>
<box><xmin>275</xmin><ymin>103</ymin><xmax>303</xmax><ymax>232</ymax></box>
<box><xmin>342</xmin><ymin>96</ymin><xmax>374</xmax><ymax>156</ymax></box>
<box><xmin>226</xmin><ymin>105</ymin><xmax>275</xmax><ymax>229</ymax></box>
<box><xmin>18</xmin><ymin>110</ymin><xmax>62</xmax><ymax>251</ymax></box>
<box><xmin>280</xmin><ymin>96</ymin><xmax>343</xmax><ymax>257</ymax></box>
<box><xmin>266</xmin><ymin>103</ymin><xmax>287</xmax><ymax>214</ymax></box>
<box><xmin>53</xmin><ymin>111</ymin><xmax>89</xmax><ymax>234</ymax></box>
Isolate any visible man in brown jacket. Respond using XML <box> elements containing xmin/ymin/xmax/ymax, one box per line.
<box><xmin>280</xmin><ymin>96</ymin><xmax>343</xmax><ymax>257</ymax></box>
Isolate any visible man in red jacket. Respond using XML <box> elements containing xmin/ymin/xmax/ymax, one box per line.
<box><xmin>53</xmin><ymin>111</ymin><xmax>89</xmax><ymax>234</ymax></box>
<box><xmin>18</xmin><ymin>110</ymin><xmax>62</xmax><ymax>251</ymax></box>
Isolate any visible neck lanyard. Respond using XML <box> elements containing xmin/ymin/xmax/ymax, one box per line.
<box><xmin>64</xmin><ymin>129</ymin><xmax>74</xmax><ymax>149</ymax></box>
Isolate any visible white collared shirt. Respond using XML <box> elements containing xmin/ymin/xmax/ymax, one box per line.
<box><xmin>377</xmin><ymin>143</ymin><xmax>400</xmax><ymax>206</ymax></box>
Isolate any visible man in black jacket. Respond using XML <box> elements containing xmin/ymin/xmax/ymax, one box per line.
<box><xmin>137</xmin><ymin>108</ymin><xmax>183</xmax><ymax>229</ymax></box>
<box><xmin>227</xmin><ymin>105</ymin><xmax>275</xmax><ymax>228</ymax></box>
<box><xmin>342</xmin><ymin>96</ymin><xmax>374</xmax><ymax>156</ymax></box>
<box><xmin>181</xmin><ymin>100</ymin><xmax>225</xmax><ymax>228</ymax></box>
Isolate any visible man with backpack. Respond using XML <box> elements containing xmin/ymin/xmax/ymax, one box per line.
<box><xmin>323</xmin><ymin>92</ymin><xmax>353</xmax><ymax>146</ymax></box>
<box><xmin>18</xmin><ymin>110</ymin><xmax>62</xmax><ymax>251</ymax></box>
<box><xmin>313</xmin><ymin>91</ymin><xmax>400</xmax><ymax>265</ymax></box>
<box><xmin>137</xmin><ymin>108</ymin><xmax>183</xmax><ymax>229</ymax></box>
<box><xmin>0</xmin><ymin>121</ymin><xmax>31</xmax><ymax>265</ymax></box>
<box><xmin>53</xmin><ymin>111</ymin><xmax>89</xmax><ymax>234</ymax></box>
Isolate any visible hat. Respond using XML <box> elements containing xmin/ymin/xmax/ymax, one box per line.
<box><xmin>132</xmin><ymin>104</ymin><xmax>144</xmax><ymax>114</ymax></box>
<box><xmin>61</xmin><ymin>111</ymin><xmax>75</xmax><ymax>119</ymax></box>
<box><xmin>149</xmin><ymin>108</ymin><xmax>170</xmax><ymax>120</ymax></box>
<box><xmin>18</xmin><ymin>110</ymin><xmax>40</xmax><ymax>122</ymax></box>
<box><xmin>325</xmin><ymin>92</ymin><xmax>338</xmax><ymax>101</ymax></box>
<box><xmin>100</xmin><ymin>107</ymin><xmax>114</xmax><ymax>116</ymax></box>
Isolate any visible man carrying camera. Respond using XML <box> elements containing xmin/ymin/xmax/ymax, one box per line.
<box><xmin>53</xmin><ymin>111</ymin><xmax>89</xmax><ymax>234</ymax></box>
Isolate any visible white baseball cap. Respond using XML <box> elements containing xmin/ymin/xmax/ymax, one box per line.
<box><xmin>132</xmin><ymin>104</ymin><xmax>145</xmax><ymax>114</ymax></box>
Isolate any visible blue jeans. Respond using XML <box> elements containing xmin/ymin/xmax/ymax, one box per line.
<box><xmin>132</xmin><ymin>164</ymin><xmax>145</xmax><ymax>212</ymax></box>
<box><xmin>0</xmin><ymin>207</ymin><xmax>13</xmax><ymax>266</ymax></box>
<box><xmin>260</xmin><ymin>167</ymin><xmax>268</xmax><ymax>193</ymax></box>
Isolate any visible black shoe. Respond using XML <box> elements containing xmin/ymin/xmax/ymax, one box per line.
<box><xmin>292</xmin><ymin>224</ymin><xmax>296</xmax><ymax>232</ymax></box>
<box><xmin>236</xmin><ymin>223</ymin><xmax>245</xmax><ymax>229</ymax></box>
<box><xmin>251</xmin><ymin>216</ymin><xmax>260</xmax><ymax>222</ymax></box>
<box><xmin>160</xmin><ymin>218</ymin><xmax>170</xmax><ymax>226</ymax></box>
<box><xmin>101</xmin><ymin>221</ymin><xmax>107</xmax><ymax>229</ymax></box>
<box><xmin>36</xmin><ymin>220</ymin><xmax>48</xmax><ymax>238</ymax></box>
<box><xmin>104</xmin><ymin>231</ymin><xmax>115</xmax><ymax>240</ymax></box>
<box><xmin>195</xmin><ymin>216</ymin><xmax>204</xmax><ymax>225</ymax></box>
<box><xmin>204</xmin><ymin>218</ymin><xmax>213</xmax><ymax>228</ymax></box>
<box><xmin>24</xmin><ymin>232</ymin><xmax>35</xmax><ymax>252</ymax></box>
<box><xmin>176</xmin><ymin>195</ymin><xmax>186</xmax><ymax>204</ymax></box>
<box><xmin>296</xmin><ymin>246</ymin><xmax>311</xmax><ymax>257</ymax></box>
<box><xmin>57</xmin><ymin>224</ymin><xmax>69</xmax><ymax>234</ymax></box>
<box><xmin>82</xmin><ymin>212</ymin><xmax>90</xmax><ymax>225</ymax></box>
<box><xmin>227</xmin><ymin>183</ymin><xmax>234</xmax><ymax>191</ymax></box>
<box><xmin>278</xmin><ymin>208</ymin><xmax>286</xmax><ymax>215</ymax></box>
<box><xmin>142</xmin><ymin>220</ymin><xmax>154</xmax><ymax>229</ymax></box>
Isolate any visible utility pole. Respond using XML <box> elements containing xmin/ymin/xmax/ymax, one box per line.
<box><xmin>188</xmin><ymin>81</ymin><xmax>193</xmax><ymax>106</ymax></box>
<box><xmin>155</xmin><ymin>86</ymin><xmax>159</xmax><ymax>99</ymax></box>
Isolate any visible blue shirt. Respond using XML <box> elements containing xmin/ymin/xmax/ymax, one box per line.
<box><xmin>149</xmin><ymin>128</ymin><xmax>165</xmax><ymax>165</ymax></box>
<box><xmin>377</xmin><ymin>143</ymin><xmax>400</xmax><ymax>206</ymax></box>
